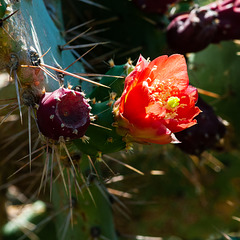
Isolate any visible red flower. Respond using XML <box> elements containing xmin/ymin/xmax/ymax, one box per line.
<box><xmin>113</xmin><ymin>54</ymin><xmax>201</xmax><ymax>144</ymax></box>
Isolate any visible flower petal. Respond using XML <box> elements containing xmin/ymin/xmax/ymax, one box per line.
<box><xmin>122</xmin><ymin>82</ymin><xmax>150</xmax><ymax>127</ymax></box>
<box><xmin>128</xmin><ymin>123</ymin><xmax>174</xmax><ymax>144</ymax></box>
<box><xmin>113</xmin><ymin>54</ymin><xmax>201</xmax><ymax>146</ymax></box>
<box><xmin>147</xmin><ymin>54</ymin><xmax>189</xmax><ymax>91</ymax></box>
<box><xmin>124</xmin><ymin>55</ymin><xmax>149</xmax><ymax>89</ymax></box>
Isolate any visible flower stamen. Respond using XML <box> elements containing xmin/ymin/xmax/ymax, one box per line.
<box><xmin>167</xmin><ymin>97</ymin><xmax>180</xmax><ymax>108</ymax></box>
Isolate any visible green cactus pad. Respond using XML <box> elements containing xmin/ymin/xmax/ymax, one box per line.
<box><xmin>89</xmin><ymin>64</ymin><xmax>129</xmax><ymax>102</ymax></box>
<box><xmin>74</xmin><ymin>100</ymin><xmax>126</xmax><ymax>156</ymax></box>
<box><xmin>188</xmin><ymin>41</ymin><xmax>240</xmax><ymax>142</ymax></box>
<box><xmin>0</xmin><ymin>0</ymin><xmax>7</xmax><ymax>18</ymax></box>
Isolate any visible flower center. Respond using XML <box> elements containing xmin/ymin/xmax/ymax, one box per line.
<box><xmin>167</xmin><ymin>97</ymin><xmax>180</xmax><ymax>108</ymax></box>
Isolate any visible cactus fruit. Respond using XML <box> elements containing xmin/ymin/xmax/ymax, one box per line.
<box><xmin>167</xmin><ymin>0</ymin><xmax>240</xmax><ymax>53</ymax></box>
<box><xmin>167</xmin><ymin>7</ymin><xmax>218</xmax><ymax>53</ymax></box>
<box><xmin>211</xmin><ymin>0</ymin><xmax>240</xmax><ymax>42</ymax></box>
<box><xmin>175</xmin><ymin>97</ymin><xmax>227</xmax><ymax>156</ymax></box>
<box><xmin>36</xmin><ymin>87</ymin><xmax>91</xmax><ymax>141</ymax></box>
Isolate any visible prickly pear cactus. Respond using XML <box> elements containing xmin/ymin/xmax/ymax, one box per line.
<box><xmin>0</xmin><ymin>0</ymin><xmax>119</xmax><ymax>239</ymax></box>
<box><xmin>1</xmin><ymin>0</ymin><xmax>240</xmax><ymax>239</ymax></box>
<box><xmin>0</xmin><ymin>0</ymin><xmax>85</xmax><ymax>92</ymax></box>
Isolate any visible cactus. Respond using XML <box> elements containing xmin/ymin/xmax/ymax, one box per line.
<box><xmin>1</xmin><ymin>0</ymin><xmax>240</xmax><ymax>239</ymax></box>
<box><xmin>51</xmin><ymin>155</ymin><xmax>118</xmax><ymax>240</ymax></box>
<box><xmin>0</xmin><ymin>0</ymin><xmax>119</xmax><ymax>239</ymax></box>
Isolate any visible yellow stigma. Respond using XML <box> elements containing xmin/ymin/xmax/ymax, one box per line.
<box><xmin>167</xmin><ymin>97</ymin><xmax>180</xmax><ymax>108</ymax></box>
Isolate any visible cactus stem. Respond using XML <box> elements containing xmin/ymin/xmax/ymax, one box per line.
<box><xmin>2</xmin><ymin>137</ymin><xmax>32</xmax><ymax>165</ymax></box>
<box><xmin>104</xmin><ymin>155</ymin><xmax>145</xmax><ymax>175</ymax></box>
<box><xmin>21</xmin><ymin>62</ymin><xmax>114</xmax><ymax>88</ymax></box>
<box><xmin>0</xmin><ymin>99</ymin><xmax>17</xmax><ymax>108</ymax></box>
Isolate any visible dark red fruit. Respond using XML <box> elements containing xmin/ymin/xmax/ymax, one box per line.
<box><xmin>167</xmin><ymin>7</ymin><xmax>218</xmax><ymax>53</ymax></box>
<box><xmin>211</xmin><ymin>0</ymin><xmax>240</xmax><ymax>43</ymax></box>
<box><xmin>37</xmin><ymin>87</ymin><xmax>91</xmax><ymax>141</ymax></box>
<box><xmin>132</xmin><ymin>0</ymin><xmax>180</xmax><ymax>14</ymax></box>
<box><xmin>167</xmin><ymin>0</ymin><xmax>240</xmax><ymax>53</ymax></box>
<box><xmin>175</xmin><ymin>97</ymin><xmax>226</xmax><ymax>156</ymax></box>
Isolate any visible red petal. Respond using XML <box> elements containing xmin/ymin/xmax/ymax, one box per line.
<box><xmin>184</xmin><ymin>85</ymin><xmax>198</xmax><ymax>103</ymax></box>
<box><xmin>124</xmin><ymin>55</ymin><xmax>149</xmax><ymax>89</ymax></box>
<box><xmin>122</xmin><ymin>83</ymin><xmax>150</xmax><ymax>127</ymax></box>
<box><xmin>128</xmin><ymin>120</ymin><xmax>173</xmax><ymax>144</ymax></box>
<box><xmin>140</xmin><ymin>55</ymin><xmax>168</xmax><ymax>82</ymax></box>
<box><xmin>163</xmin><ymin>118</ymin><xmax>198</xmax><ymax>133</ymax></box>
<box><xmin>147</xmin><ymin>54</ymin><xmax>189</xmax><ymax>91</ymax></box>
